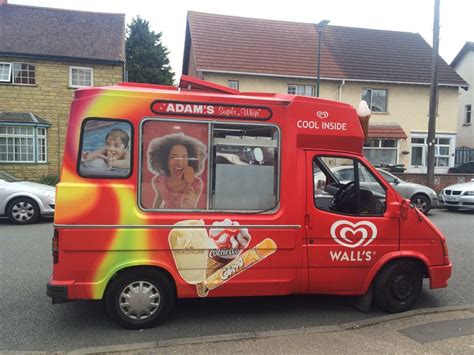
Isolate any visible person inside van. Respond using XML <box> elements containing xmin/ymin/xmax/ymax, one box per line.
<box><xmin>81</xmin><ymin>129</ymin><xmax>131</xmax><ymax>170</ymax></box>
<box><xmin>148</xmin><ymin>133</ymin><xmax>207</xmax><ymax>209</ymax></box>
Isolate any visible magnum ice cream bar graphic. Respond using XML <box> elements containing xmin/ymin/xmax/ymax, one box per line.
<box><xmin>168</xmin><ymin>220</ymin><xmax>215</xmax><ymax>284</ymax></box>
<box><xmin>169</xmin><ymin>219</ymin><xmax>277</xmax><ymax>297</ymax></box>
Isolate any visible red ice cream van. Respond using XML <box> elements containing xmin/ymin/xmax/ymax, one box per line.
<box><xmin>47</xmin><ymin>75</ymin><xmax>451</xmax><ymax>329</ymax></box>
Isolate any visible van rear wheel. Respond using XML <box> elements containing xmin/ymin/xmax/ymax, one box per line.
<box><xmin>105</xmin><ymin>269</ymin><xmax>175</xmax><ymax>329</ymax></box>
<box><xmin>373</xmin><ymin>260</ymin><xmax>422</xmax><ymax>313</ymax></box>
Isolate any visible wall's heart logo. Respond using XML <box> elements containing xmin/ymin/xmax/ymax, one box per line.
<box><xmin>330</xmin><ymin>220</ymin><xmax>377</xmax><ymax>248</ymax></box>
<box><xmin>316</xmin><ymin>111</ymin><xmax>329</xmax><ymax>119</ymax></box>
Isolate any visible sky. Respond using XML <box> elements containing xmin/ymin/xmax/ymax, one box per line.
<box><xmin>8</xmin><ymin>0</ymin><xmax>474</xmax><ymax>79</ymax></box>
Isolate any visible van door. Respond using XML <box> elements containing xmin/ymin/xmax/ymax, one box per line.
<box><xmin>305</xmin><ymin>152</ymin><xmax>400</xmax><ymax>293</ymax></box>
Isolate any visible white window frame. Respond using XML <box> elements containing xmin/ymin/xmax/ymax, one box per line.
<box><xmin>0</xmin><ymin>62</ymin><xmax>36</xmax><ymax>85</ymax></box>
<box><xmin>228</xmin><ymin>80</ymin><xmax>239</xmax><ymax>90</ymax></box>
<box><xmin>0</xmin><ymin>62</ymin><xmax>12</xmax><ymax>82</ymax></box>
<box><xmin>288</xmin><ymin>84</ymin><xmax>315</xmax><ymax>96</ymax></box>
<box><xmin>363</xmin><ymin>138</ymin><xmax>399</xmax><ymax>165</ymax></box>
<box><xmin>37</xmin><ymin>127</ymin><xmax>47</xmax><ymax>163</ymax></box>
<box><xmin>409</xmin><ymin>133</ymin><xmax>455</xmax><ymax>171</ymax></box>
<box><xmin>12</xmin><ymin>62</ymin><xmax>36</xmax><ymax>85</ymax></box>
<box><xmin>0</xmin><ymin>125</ymin><xmax>48</xmax><ymax>163</ymax></box>
<box><xmin>69</xmin><ymin>66</ymin><xmax>93</xmax><ymax>88</ymax></box>
<box><xmin>465</xmin><ymin>104</ymin><xmax>472</xmax><ymax>125</ymax></box>
<box><xmin>362</xmin><ymin>88</ymin><xmax>388</xmax><ymax>113</ymax></box>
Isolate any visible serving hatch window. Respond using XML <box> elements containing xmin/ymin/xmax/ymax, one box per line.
<box><xmin>140</xmin><ymin>119</ymin><xmax>279</xmax><ymax>212</ymax></box>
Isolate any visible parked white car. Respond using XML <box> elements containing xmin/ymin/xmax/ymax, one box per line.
<box><xmin>0</xmin><ymin>171</ymin><xmax>55</xmax><ymax>224</ymax></box>
<box><xmin>439</xmin><ymin>179</ymin><xmax>474</xmax><ymax>211</ymax></box>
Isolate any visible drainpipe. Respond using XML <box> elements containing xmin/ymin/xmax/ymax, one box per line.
<box><xmin>338</xmin><ymin>79</ymin><xmax>346</xmax><ymax>101</ymax></box>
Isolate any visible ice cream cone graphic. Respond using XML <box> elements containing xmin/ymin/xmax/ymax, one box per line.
<box><xmin>197</xmin><ymin>238</ymin><xmax>277</xmax><ymax>297</ymax></box>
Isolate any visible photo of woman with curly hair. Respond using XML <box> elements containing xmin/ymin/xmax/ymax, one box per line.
<box><xmin>148</xmin><ymin>133</ymin><xmax>207</xmax><ymax>209</ymax></box>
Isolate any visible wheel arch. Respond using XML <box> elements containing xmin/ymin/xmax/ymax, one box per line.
<box><xmin>102</xmin><ymin>263</ymin><xmax>178</xmax><ymax>300</ymax></box>
<box><xmin>5</xmin><ymin>193</ymin><xmax>42</xmax><ymax>213</ymax></box>
<box><xmin>361</xmin><ymin>252</ymin><xmax>429</xmax><ymax>293</ymax></box>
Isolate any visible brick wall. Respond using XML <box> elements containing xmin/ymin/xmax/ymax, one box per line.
<box><xmin>393</xmin><ymin>173</ymin><xmax>474</xmax><ymax>193</ymax></box>
<box><xmin>0</xmin><ymin>57</ymin><xmax>122</xmax><ymax>181</ymax></box>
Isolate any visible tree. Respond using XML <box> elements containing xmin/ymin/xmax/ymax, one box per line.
<box><xmin>126</xmin><ymin>16</ymin><xmax>174</xmax><ymax>85</ymax></box>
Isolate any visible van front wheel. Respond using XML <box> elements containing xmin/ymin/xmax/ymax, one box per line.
<box><xmin>373</xmin><ymin>261</ymin><xmax>422</xmax><ymax>313</ymax></box>
<box><xmin>105</xmin><ymin>269</ymin><xmax>175</xmax><ymax>329</ymax></box>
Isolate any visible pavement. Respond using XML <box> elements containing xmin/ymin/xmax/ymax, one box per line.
<box><xmin>6</xmin><ymin>305</ymin><xmax>472</xmax><ymax>354</ymax></box>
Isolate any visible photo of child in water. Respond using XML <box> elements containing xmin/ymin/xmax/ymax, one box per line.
<box><xmin>79</xmin><ymin>120</ymin><xmax>131</xmax><ymax>177</ymax></box>
<box><xmin>147</xmin><ymin>133</ymin><xmax>207</xmax><ymax>209</ymax></box>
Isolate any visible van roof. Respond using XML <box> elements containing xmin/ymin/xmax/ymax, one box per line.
<box><xmin>72</xmin><ymin>76</ymin><xmax>364</xmax><ymax>154</ymax></box>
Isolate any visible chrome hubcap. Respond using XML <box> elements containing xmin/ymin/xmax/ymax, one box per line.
<box><xmin>413</xmin><ymin>198</ymin><xmax>427</xmax><ymax>212</ymax></box>
<box><xmin>119</xmin><ymin>281</ymin><xmax>161</xmax><ymax>320</ymax></box>
<box><xmin>12</xmin><ymin>201</ymin><xmax>35</xmax><ymax>222</ymax></box>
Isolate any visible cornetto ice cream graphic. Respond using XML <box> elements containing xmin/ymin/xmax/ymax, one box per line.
<box><xmin>168</xmin><ymin>219</ymin><xmax>277</xmax><ymax>297</ymax></box>
<box><xmin>329</xmin><ymin>220</ymin><xmax>378</xmax><ymax>262</ymax></box>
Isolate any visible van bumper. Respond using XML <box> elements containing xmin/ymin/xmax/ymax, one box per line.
<box><xmin>47</xmin><ymin>277</ymin><xmax>75</xmax><ymax>304</ymax></box>
<box><xmin>429</xmin><ymin>263</ymin><xmax>452</xmax><ymax>289</ymax></box>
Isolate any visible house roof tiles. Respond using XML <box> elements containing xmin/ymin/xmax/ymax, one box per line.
<box><xmin>0</xmin><ymin>112</ymin><xmax>51</xmax><ymax>126</ymax></box>
<box><xmin>186</xmin><ymin>12</ymin><xmax>467</xmax><ymax>88</ymax></box>
<box><xmin>0</xmin><ymin>4</ymin><xmax>125</xmax><ymax>63</ymax></box>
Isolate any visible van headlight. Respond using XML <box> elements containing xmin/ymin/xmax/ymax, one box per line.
<box><xmin>463</xmin><ymin>191</ymin><xmax>474</xmax><ymax>196</ymax></box>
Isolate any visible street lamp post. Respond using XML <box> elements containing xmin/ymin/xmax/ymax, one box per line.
<box><xmin>316</xmin><ymin>20</ymin><xmax>330</xmax><ymax>97</ymax></box>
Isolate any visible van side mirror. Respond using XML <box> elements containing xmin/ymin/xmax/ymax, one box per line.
<box><xmin>394</xmin><ymin>178</ymin><xmax>400</xmax><ymax>185</ymax></box>
<box><xmin>400</xmin><ymin>199</ymin><xmax>410</xmax><ymax>220</ymax></box>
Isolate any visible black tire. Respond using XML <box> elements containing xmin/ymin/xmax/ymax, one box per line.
<box><xmin>7</xmin><ymin>197</ymin><xmax>40</xmax><ymax>224</ymax></box>
<box><xmin>411</xmin><ymin>194</ymin><xmax>431</xmax><ymax>214</ymax></box>
<box><xmin>373</xmin><ymin>260</ymin><xmax>422</xmax><ymax>313</ymax></box>
<box><xmin>105</xmin><ymin>269</ymin><xmax>175</xmax><ymax>329</ymax></box>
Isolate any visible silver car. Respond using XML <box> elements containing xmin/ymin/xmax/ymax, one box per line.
<box><xmin>326</xmin><ymin>167</ymin><xmax>438</xmax><ymax>214</ymax></box>
<box><xmin>0</xmin><ymin>171</ymin><xmax>55</xmax><ymax>224</ymax></box>
<box><xmin>439</xmin><ymin>180</ymin><xmax>474</xmax><ymax>211</ymax></box>
<box><xmin>375</xmin><ymin>169</ymin><xmax>439</xmax><ymax>214</ymax></box>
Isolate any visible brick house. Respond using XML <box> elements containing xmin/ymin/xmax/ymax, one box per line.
<box><xmin>183</xmin><ymin>11</ymin><xmax>468</xmax><ymax>173</ymax></box>
<box><xmin>0</xmin><ymin>1</ymin><xmax>125</xmax><ymax>180</ymax></box>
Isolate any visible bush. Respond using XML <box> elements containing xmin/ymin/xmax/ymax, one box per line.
<box><xmin>38</xmin><ymin>174</ymin><xmax>59</xmax><ymax>186</ymax></box>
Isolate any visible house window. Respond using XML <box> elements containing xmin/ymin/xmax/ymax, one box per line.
<box><xmin>37</xmin><ymin>127</ymin><xmax>47</xmax><ymax>163</ymax></box>
<box><xmin>288</xmin><ymin>85</ymin><xmax>315</xmax><ymax>96</ymax></box>
<box><xmin>362</xmin><ymin>88</ymin><xmax>387</xmax><ymax>112</ymax></box>
<box><xmin>13</xmin><ymin>63</ymin><xmax>36</xmax><ymax>85</ymax></box>
<box><xmin>0</xmin><ymin>126</ymin><xmax>48</xmax><ymax>163</ymax></box>
<box><xmin>0</xmin><ymin>63</ymin><xmax>12</xmax><ymax>82</ymax></box>
<box><xmin>228</xmin><ymin>80</ymin><xmax>239</xmax><ymax>90</ymax></box>
<box><xmin>410</xmin><ymin>134</ymin><xmax>454</xmax><ymax>167</ymax></box>
<box><xmin>0</xmin><ymin>62</ymin><xmax>35</xmax><ymax>85</ymax></box>
<box><xmin>70</xmin><ymin>66</ymin><xmax>93</xmax><ymax>87</ymax></box>
<box><xmin>465</xmin><ymin>105</ymin><xmax>472</xmax><ymax>125</ymax></box>
<box><xmin>363</xmin><ymin>139</ymin><xmax>398</xmax><ymax>166</ymax></box>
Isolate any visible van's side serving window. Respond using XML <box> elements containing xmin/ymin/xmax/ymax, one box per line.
<box><xmin>140</xmin><ymin>119</ymin><xmax>279</xmax><ymax>211</ymax></box>
<box><xmin>78</xmin><ymin>119</ymin><xmax>132</xmax><ymax>178</ymax></box>
<box><xmin>211</xmin><ymin>124</ymin><xmax>279</xmax><ymax>211</ymax></box>
<box><xmin>313</xmin><ymin>156</ymin><xmax>386</xmax><ymax>215</ymax></box>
